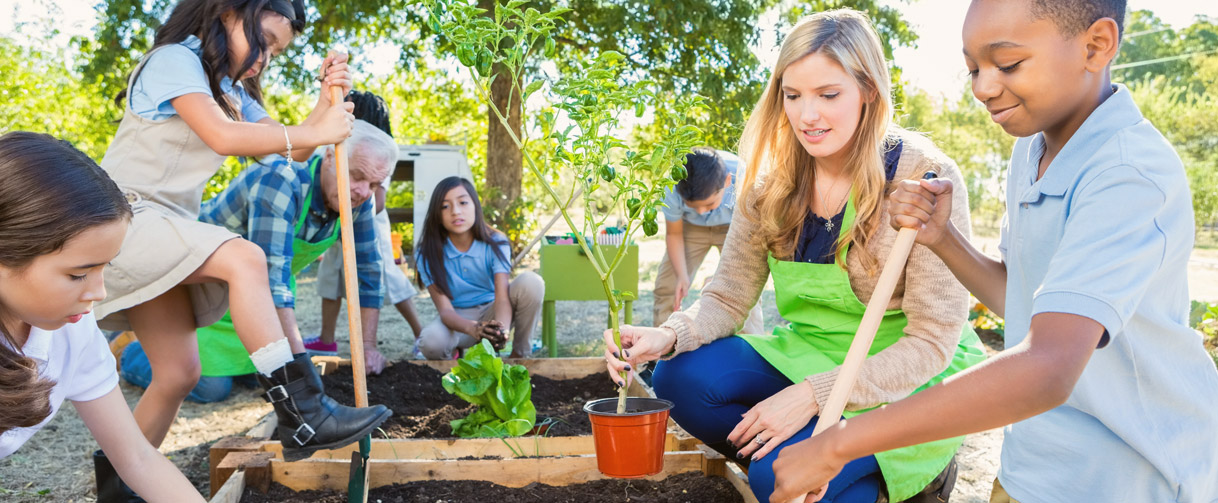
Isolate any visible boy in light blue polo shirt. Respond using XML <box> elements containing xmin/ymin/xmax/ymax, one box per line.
<box><xmin>767</xmin><ymin>1</ymin><xmax>1218</xmax><ymax>502</ymax></box>
<box><xmin>654</xmin><ymin>148</ymin><xmax>763</xmax><ymax>333</ymax></box>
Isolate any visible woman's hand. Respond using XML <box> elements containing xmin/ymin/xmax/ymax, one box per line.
<box><xmin>769</xmin><ymin>431</ymin><xmax>849</xmax><ymax>503</ymax></box>
<box><xmin>888</xmin><ymin>178</ymin><xmax>955</xmax><ymax>249</ymax></box>
<box><xmin>727</xmin><ymin>380</ymin><xmax>820</xmax><ymax>461</ymax></box>
<box><xmin>602</xmin><ymin>325</ymin><xmax>676</xmax><ymax>386</ymax></box>
<box><xmin>317</xmin><ymin>51</ymin><xmax>353</xmax><ymax>104</ymax></box>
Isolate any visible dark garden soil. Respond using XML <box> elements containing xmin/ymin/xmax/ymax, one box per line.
<box><xmin>320</xmin><ymin>361</ymin><xmax>617</xmax><ymax>438</ymax></box>
<box><xmin>240</xmin><ymin>471</ymin><xmax>744</xmax><ymax>503</ymax></box>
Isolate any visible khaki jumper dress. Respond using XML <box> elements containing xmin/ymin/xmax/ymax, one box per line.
<box><xmin>95</xmin><ymin>46</ymin><xmax>248</xmax><ymax>331</ymax></box>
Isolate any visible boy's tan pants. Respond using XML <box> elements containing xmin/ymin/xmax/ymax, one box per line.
<box><xmin>417</xmin><ymin>272</ymin><xmax>544</xmax><ymax>359</ymax></box>
<box><xmin>990</xmin><ymin>478</ymin><xmax>1022</xmax><ymax>503</ymax></box>
<box><xmin>653</xmin><ymin>223</ymin><xmax>764</xmax><ymax>334</ymax></box>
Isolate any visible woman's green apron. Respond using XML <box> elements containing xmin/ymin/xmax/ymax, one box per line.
<box><xmin>736</xmin><ymin>198</ymin><xmax>986</xmax><ymax>501</ymax></box>
<box><xmin>196</xmin><ymin>156</ymin><xmax>340</xmax><ymax>376</ymax></box>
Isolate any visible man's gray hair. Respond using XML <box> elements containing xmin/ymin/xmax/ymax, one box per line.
<box><xmin>340</xmin><ymin>120</ymin><xmax>397</xmax><ymax>181</ymax></box>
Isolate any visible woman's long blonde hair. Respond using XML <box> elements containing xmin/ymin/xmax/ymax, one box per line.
<box><xmin>738</xmin><ymin>9</ymin><xmax>893</xmax><ymax>273</ymax></box>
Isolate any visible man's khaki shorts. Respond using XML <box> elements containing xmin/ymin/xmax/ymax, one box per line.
<box><xmin>990</xmin><ymin>478</ymin><xmax>1022</xmax><ymax>503</ymax></box>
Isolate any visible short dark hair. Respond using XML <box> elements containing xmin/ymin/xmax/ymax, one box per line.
<box><xmin>676</xmin><ymin>148</ymin><xmax>728</xmax><ymax>202</ymax></box>
<box><xmin>1030</xmin><ymin>0</ymin><xmax>1126</xmax><ymax>39</ymax></box>
<box><xmin>348</xmin><ymin>90</ymin><xmax>393</xmax><ymax>138</ymax></box>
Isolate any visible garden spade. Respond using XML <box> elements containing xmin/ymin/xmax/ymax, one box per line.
<box><xmin>789</xmin><ymin>171</ymin><xmax>937</xmax><ymax>503</ymax></box>
<box><xmin>327</xmin><ymin>71</ymin><xmax>372</xmax><ymax>503</ymax></box>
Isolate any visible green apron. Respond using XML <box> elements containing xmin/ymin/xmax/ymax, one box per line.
<box><xmin>736</xmin><ymin>198</ymin><xmax>986</xmax><ymax>501</ymax></box>
<box><xmin>197</xmin><ymin>157</ymin><xmax>340</xmax><ymax>376</ymax></box>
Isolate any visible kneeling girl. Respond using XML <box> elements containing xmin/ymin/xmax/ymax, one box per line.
<box><xmin>415</xmin><ymin>177</ymin><xmax>544</xmax><ymax>360</ymax></box>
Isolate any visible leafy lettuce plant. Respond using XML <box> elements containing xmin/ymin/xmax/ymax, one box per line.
<box><xmin>442</xmin><ymin>340</ymin><xmax>537</xmax><ymax>437</ymax></box>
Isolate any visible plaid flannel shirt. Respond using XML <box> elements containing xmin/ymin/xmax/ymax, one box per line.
<box><xmin>200</xmin><ymin>154</ymin><xmax>382</xmax><ymax>309</ymax></box>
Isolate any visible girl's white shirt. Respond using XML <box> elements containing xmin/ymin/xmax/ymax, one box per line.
<box><xmin>0</xmin><ymin>312</ymin><xmax>118</xmax><ymax>458</ymax></box>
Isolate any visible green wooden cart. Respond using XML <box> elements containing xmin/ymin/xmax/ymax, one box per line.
<box><xmin>538</xmin><ymin>241</ymin><xmax>639</xmax><ymax>357</ymax></box>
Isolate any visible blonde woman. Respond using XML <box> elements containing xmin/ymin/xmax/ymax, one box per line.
<box><xmin>604</xmin><ymin>10</ymin><xmax>985</xmax><ymax>503</ymax></box>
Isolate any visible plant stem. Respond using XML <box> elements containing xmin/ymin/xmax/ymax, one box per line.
<box><xmin>469</xmin><ymin>67</ymin><xmax>606</xmax><ymax>279</ymax></box>
<box><xmin>469</xmin><ymin>63</ymin><xmax>632</xmax><ymax>415</ymax></box>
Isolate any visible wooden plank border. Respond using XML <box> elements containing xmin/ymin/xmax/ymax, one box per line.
<box><xmin>210</xmin><ymin>356</ymin><xmax>690</xmax><ymax>496</ymax></box>
<box><xmin>209</xmin><ymin>447</ymin><xmax>756</xmax><ymax>502</ymax></box>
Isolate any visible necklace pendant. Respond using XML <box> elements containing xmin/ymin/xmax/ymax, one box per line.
<box><xmin>825</xmin><ymin>220</ymin><xmax>834</xmax><ymax>232</ymax></box>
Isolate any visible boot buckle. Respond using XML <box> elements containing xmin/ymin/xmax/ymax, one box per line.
<box><xmin>292</xmin><ymin>423</ymin><xmax>316</xmax><ymax>446</ymax></box>
<box><xmin>264</xmin><ymin>385</ymin><xmax>289</xmax><ymax>403</ymax></box>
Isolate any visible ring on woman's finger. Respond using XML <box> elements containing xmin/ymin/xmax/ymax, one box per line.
<box><xmin>754</xmin><ymin>436</ymin><xmax>768</xmax><ymax>446</ymax></box>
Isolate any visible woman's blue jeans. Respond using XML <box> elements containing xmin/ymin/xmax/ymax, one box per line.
<box><xmin>120</xmin><ymin>340</ymin><xmax>258</xmax><ymax>404</ymax></box>
<box><xmin>653</xmin><ymin>336</ymin><xmax>882</xmax><ymax>503</ymax></box>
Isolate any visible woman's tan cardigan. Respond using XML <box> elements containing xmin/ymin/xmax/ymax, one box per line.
<box><xmin>659</xmin><ymin>130</ymin><xmax>975</xmax><ymax>413</ymax></box>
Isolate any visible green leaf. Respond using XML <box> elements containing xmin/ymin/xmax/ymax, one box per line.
<box><xmin>524</xmin><ymin>79</ymin><xmax>544</xmax><ymax>98</ymax></box>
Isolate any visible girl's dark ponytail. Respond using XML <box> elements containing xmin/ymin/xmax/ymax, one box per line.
<box><xmin>0</xmin><ymin>131</ymin><xmax>133</xmax><ymax>435</ymax></box>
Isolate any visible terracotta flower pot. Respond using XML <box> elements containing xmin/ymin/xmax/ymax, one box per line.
<box><xmin>583</xmin><ymin>397</ymin><xmax>674</xmax><ymax>478</ymax></box>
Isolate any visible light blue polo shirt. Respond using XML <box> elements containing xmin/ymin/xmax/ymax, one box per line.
<box><xmin>997</xmin><ymin>84</ymin><xmax>1218</xmax><ymax>503</ymax></box>
<box><xmin>128</xmin><ymin>35</ymin><xmax>270</xmax><ymax>123</ymax></box>
<box><xmin>416</xmin><ymin>236</ymin><xmax>512</xmax><ymax>308</ymax></box>
<box><xmin>661</xmin><ymin>150</ymin><xmax>740</xmax><ymax>227</ymax></box>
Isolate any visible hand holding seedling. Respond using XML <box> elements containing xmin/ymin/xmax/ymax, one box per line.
<box><xmin>601</xmin><ymin>325</ymin><xmax>676</xmax><ymax>387</ymax></box>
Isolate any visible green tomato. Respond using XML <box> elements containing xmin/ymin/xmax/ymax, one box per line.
<box><xmin>642</xmin><ymin>220</ymin><xmax>659</xmax><ymax>237</ymax></box>
<box><xmin>669</xmin><ymin>165</ymin><xmax>688</xmax><ymax>181</ymax></box>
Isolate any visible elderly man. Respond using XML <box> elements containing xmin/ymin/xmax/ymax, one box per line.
<box><xmin>120</xmin><ymin>119</ymin><xmax>395</xmax><ymax>394</ymax></box>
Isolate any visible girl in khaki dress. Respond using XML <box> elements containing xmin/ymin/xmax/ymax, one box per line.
<box><xmin>95</xmin><ymin>0</ymin><xmax>390</xmax><ymax>484</ymax></box>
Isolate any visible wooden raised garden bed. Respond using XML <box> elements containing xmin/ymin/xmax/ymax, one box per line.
<box><xmin>209</xmin><ymin>356</ymin><xmax>697</xmax><ymax>497</ymax></box>
<box><xmin>209</xmin><ymin>444</ymin><xmax>758</xmax><ymax>503</ymax></box>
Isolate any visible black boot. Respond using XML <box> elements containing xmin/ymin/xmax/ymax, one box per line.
<box><xmin>257</xmin><ymin>354</ymin><xmax>392</xmax><ymax>461</ymax></box>
<box><xmin>93</xmin><ymin>450</ymin><xmax>145</xmax><ymax>503</ymax></box>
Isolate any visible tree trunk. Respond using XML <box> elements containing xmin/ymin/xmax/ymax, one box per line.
<box><xmin>486</xmin><ymin>62</ymin><xmax>523</xmax><ymax>210</ymax></box>
<box><xmin>480</xmin><ymin>0</ymin><xmax>523</xmax><ymax>228</ymax></box>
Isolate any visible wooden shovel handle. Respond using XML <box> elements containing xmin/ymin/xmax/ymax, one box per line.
<box><xmin>330</xmin><ymin>83</ymin><xmax>369</xmax><ymax>408</ymax></box>
<box><xmin>790</xmin><ymin>172</ymin><xmax>935</xmax><ymax>503</ymax></box>
<box><xmin>811</xmin><ymin>226</ymin><xmax>917</xmax><ymax>437</ymax></box>
<box><xmin>786</xmin><ymin>227</ymin><xmax>917</xmax><ymax>503</ymax></box>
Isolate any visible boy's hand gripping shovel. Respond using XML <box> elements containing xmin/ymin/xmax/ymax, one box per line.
<box><xmin>789</xmin><ymin>171</ymin><xmax>937</xmax><ymax>503</ymax></box>
<box><xmin>327</xmin><ymin>77</ymin><xmax>373</xmax><ymax>503</ymax></box>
